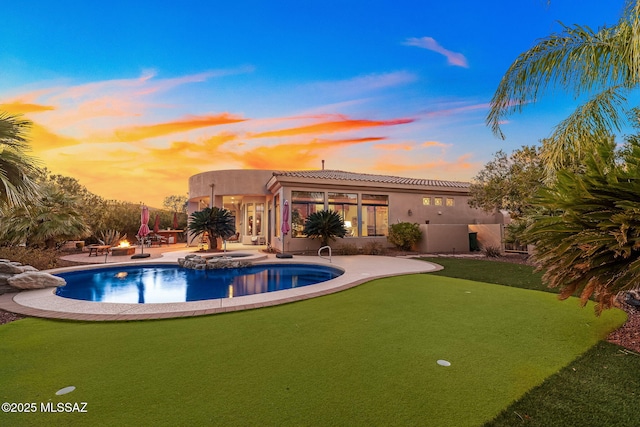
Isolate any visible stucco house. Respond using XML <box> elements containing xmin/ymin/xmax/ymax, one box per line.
<box><xmin>187</xmin><ymin>169</ymin><xmax>507</xmax><ymax>253</ymax></box>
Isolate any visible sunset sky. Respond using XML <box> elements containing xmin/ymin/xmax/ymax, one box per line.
<box><xmin>0</xmin><ymin>0</ymin><xmax>627</xmax><ymax>207</ymax></box>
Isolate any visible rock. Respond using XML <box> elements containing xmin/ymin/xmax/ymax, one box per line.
<box><xmin>7</xmin><ymin>272</ymin><xmax>66</xmax><ymax>290</ymax></box>
<box><xmin>0</xmin><ymin>262</ymin><xmax>24</xmax><ymax>274</ymax></box>
<box><xmin>18</xmin><ymin>265</ymin><xmax>39</xmax><ymax>273</ymax></box>
<box><xmin>0</xmin><ymin>273</ymin><xmax>11</xmax><ymax>286</ymax></box>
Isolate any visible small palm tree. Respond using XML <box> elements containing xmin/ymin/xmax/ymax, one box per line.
<box><xmin>522</xmin><ymin>139</ymin><xmax>640</xmax><ymax>313</ymax></box>
<box><xmin>0</xmin><ymin>112</ymin><xmax>40</xmax><ymax>213</ymax></box>
<box><xmin>0</xmin><ymin>183</ymin><xmax>89</xmax><ymax>248</ymax></box>
<box><xmin>302</xmin><ymin>210</ymin><xmax>347</xmax><ymax>247</ymax></box>
<box><xmin>188</xmin><ymin>207</ymin><xmax>236</xmax><ymax>250</ymax></box>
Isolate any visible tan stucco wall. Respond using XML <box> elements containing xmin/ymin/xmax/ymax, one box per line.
<box><xmin>417</xmin><ymin>224</ymin><xmax>472</xmax><ymax>253</ymax></box>
<box><xmin>188</xmin><ymin>170</ymin><xmax>275</xmax><ymax>205</ymax></box>
<box><xmin>469</xmin><ymin>224</ymin><xmax>503</xmax><ymax>251</ymax></box>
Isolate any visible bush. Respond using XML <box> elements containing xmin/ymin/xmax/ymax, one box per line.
<box><xmin>336</xmin><ymin>244</ymin><xmax>360</xmax><ymax>255</ymax></box>
<box><xmin>0</xmin><ymin>247</ymin><xmax>65</xmax><ymax>270</ymax></box>
<box><xmin>387</xmin><ymin>222</ymin><xmax>422</xmax><ymax>251</ymax></box>
<box><xmin>362</xmin><ymin>241</ymin><xmax>387</xmax><ymax>255</ymax></box>
<box><xmin>483</xmin><ymin>245</ymin><xmax>502</xmax><ymax>258</ymax></box>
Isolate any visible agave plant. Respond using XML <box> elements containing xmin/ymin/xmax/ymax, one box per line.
<box><xmin>187</xmin><ymin>207</ymin><xmax>235</xmax><ymax>250</ymax></box>
<box><xmin>302</xmin><ymin>210</ymin><xmax>347</xmax><ymax>247</ymax></box>
<box><xmin>98</xmin><ymin>229</ymin><xmax>127</xmax><ymax>246</ymax></box>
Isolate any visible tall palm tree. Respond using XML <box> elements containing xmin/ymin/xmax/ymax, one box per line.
<box><xmin>487</xmin><ymin>0</ymin><xmax>640</xmax><ymax>171</ymax></box>
<box><xmin>187</xmin><ymin>207</ymin><xmax>236</xmax><ymax>250</ymax></box>
<box><xmin>302</xmin><ymin>210</ymin><xmax>347</xmax><ymax>247</ymax></box>
<box><xmin>0</xmin><ymin>112</ymin><xmax>40</xmax><ymax>212</ymax></box>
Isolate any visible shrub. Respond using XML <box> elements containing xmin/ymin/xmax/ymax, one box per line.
<box><xmin>336</xmin><ymin>243</ymin><xmax>360</xmax><ymax>255</ymax></box>
<box><xmin>483</xmin><ymin>245</ymin><xmax>502</xmax><ymax>258</ymax></box>
<box><xmin>0</xmin><ymin>247</ymin><xmax>64</xmax><ymax>270</ymax></box>
<box><xmin>387</xmin><ymin>222</ymin><xmax>422</xmax><ymax>251</ymax></box>
<box><xmin>362</xmin><ymin>241</ymin><xmax>387</xmax><ymax>255</ymax></box>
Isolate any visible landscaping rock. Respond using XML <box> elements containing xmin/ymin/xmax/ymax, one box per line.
<box><xmin>0</xmin><ymin>273</ymin><xmax>11</xmax><ymax>286</ymax></box>
<box><xmin>0</xmin><ymin>262</ymin><xmax>24</xmax><ymax>274</ymax></box>
<box><xmin>7</xmin><ymin>272</ymin><xmax>66</xmax><ymax>290</ymax></box>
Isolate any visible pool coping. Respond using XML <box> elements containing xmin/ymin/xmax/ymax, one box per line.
<box><xmin>0</xmin><ymin>252</ymin><xmax>441</xmax><ymax>321</ymax></box>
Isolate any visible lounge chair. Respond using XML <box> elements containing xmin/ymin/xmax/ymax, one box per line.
<box><xmin>226</xmin><ymin>232</ymin><xmax>240</xmax><ymax>242</ymax></box>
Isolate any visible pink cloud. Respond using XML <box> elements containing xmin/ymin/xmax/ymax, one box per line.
<box><xmin>404</xmin><ymin>37</ymin><xmax>468</xmax><ymax>68</ymax></box>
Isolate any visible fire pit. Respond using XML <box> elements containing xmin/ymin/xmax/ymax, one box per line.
<box><xmin>111</xmin><ymin>241</ymin><xmax>135</xmax><ymax>256</ymax></box>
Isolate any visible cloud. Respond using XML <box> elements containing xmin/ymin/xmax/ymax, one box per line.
<box><xmin>373</xmin><ymin>153</ymin><xmax>479</xmax><ymax>180</ymax></box>
<box><xmin>108</xmin><ymin>114</ymin><xmax>247</xmax><ymax>142</ymax></box>
<box><xmin>228</xmin><ymin>137</ymin><xmax>377</xmax><ymax>169</ymax></box>
<box><xmin>250</xmin><ymin>116</ymin><xmax>414</xmax><ymax>139</ymax></box>
<box><xmin>373</xmin><ymin>143</ymin><xmax>414</xmax><ymax>151</ymax></box>
<box><xmin>0</xmin><ymin>102</ymin><xmax>55</xmax><ymax>115</ymax></box>
<box><xmin>404</xmin><ymin>37</ymin><xmax>468</xmax><ymax>68</ymax></box>
<box><xmin>307</xmin><ymin>71</ymin><xmax>418</xmax><ymax>96</ymax></box>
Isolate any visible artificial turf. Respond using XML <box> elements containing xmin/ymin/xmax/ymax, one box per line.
<box><xmin>0</xmin><ymin>272</ymin><xmax>625</xmax><ymax>426</ymax></box>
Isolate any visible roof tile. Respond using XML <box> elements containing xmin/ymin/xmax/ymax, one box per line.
<box><xmin>273</xmin><ymin>170</ymin><xmax>469</xmax><ymax>188</ymax></box>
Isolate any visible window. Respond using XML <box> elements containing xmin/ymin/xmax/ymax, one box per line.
<box><xmin>291</xmin><ymin>191</ymin><xmax>325</xmax><ymax>237</ymax></box>
<box><xmin>362</xmin><ymin>194</ymin><xmax>388</xmax><ymax>236</ymax></box>
<box><xmin>329</xmin><ymin>193</ymin><xmax>358</xmax><ymax>236</ymax></box>
<box><xmin>446</xmin><ymin>198</ymin><xmax>455</xmax><ymax>207</ymax></box>
<box><xmin>434</xmin><ymin>197</ymin><xmax>443</xmax><ymax>206</ymax></box>
<box><xmin>422</xmin><ymin>197</ymin><xmax>431</xmax><ymax>206</ymax></box>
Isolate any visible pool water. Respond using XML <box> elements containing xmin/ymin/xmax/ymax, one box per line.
<box><xmin>54</xmin><ymin>264</ymin><xmax>343</xmax><ymax>304</ymax></box>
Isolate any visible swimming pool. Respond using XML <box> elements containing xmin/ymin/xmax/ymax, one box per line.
<box><xmin>54</xmin><ymin>263</ymin><xmax>343</xmax><ymax>304</ymax></box>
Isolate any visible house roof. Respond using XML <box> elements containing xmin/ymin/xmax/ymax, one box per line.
<box><xmin>272</xmin><ymin>169</ymin><xmax>470</xmax><ymax>188</ymax></box>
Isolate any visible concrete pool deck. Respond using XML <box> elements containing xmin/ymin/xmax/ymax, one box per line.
<box><xmin>0</xmin><ymin>250</ymin><xmax>441</xmax><ymax>321</ymax></box>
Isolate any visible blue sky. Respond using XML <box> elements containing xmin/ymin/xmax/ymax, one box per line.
<box><xmin>0</xmin><ymin>0</ymin><xmax>628</xmax><ymax>206</ymax></box>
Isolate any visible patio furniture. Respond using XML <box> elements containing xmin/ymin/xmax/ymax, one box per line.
<box><xmin>226</xmin><ymin>232</ymin><xmax>240</xmax><ymax>242</ymax></box>
<box><xmin>87</xmin><ymin>245</ymin><xmax>111</xmax><ymax>257</ymax></box>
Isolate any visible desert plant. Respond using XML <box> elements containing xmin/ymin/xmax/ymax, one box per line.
<box><xmin>362</xmin><ymin>241</ymin><xmax>387</xmax><ymax>255</ymax></box>
<box><xmin>336</xmin><ymin>243</ymin><xmax>360</xmax><ymax>255</ymax></box>
<box><xmin>483</xmin><ymin>245</ymin><xmax>502</xmax><ymax>258</ymax></box>
<box><xmin>302</xmin><ymin>210</ymin><xmax>347</xmax><ymax>247</ymax></box>
<box><xmin>188</xmin><ymin>207</ymin><xmax>236</xmax><ymax>250</ymax></box>
<box><xmin>387</xmin><ymin>222</ymin><xmax>422</xmax><ymax>251</ymax></box>
<box><xmin>98</xmin><ymin>229</ymin><xmax>126</xmax><ymax>246</ymax></box>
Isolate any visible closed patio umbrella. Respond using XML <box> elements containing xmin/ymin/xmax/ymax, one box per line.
<box><xmin>173</xmin><ymin>211</ymin><xmax>179</xmax><ymax>229</ymax></box>
<box><xmin>133</xmin><ymin>205</ymin><xmax>151</xmax><ymax>259</ymax></box>
<box><xmin>277</xmin><ymin>200</ymin><xmax>292</xmax><ymax>258</ymax></box>
<box><xmin>153</xmin><ymin>213</ymin><xmax>160</xmax><ymax>234</ymax></box>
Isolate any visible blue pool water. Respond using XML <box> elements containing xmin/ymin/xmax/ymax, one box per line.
<box><xmin>55</xmin><ymin>264</ymin><xmax>343</xmax><ymax>304</ymax></box>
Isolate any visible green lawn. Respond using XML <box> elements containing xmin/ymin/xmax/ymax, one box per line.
<box><xmin>0</xmin><ymin>265</ymin><xmax>626</xmax><ymax>426</ymax></box>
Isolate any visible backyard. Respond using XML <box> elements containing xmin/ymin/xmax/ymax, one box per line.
<box><xmin>0</xmin><ymin>257</ymin><xmax>637</xmax><ymax>426</ymax></box>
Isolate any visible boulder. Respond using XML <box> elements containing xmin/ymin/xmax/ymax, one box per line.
<box><xmin>7</xmin><ymin>272</ymin><xmax>66</xmax><ymax>290</ymax></box>
<box><xmin>0</xmin><ymin>273</ymin><xmax>11</xmax><ymax>286</ymax></box>
<box><xmin>0</xmin><ymin>262</ymin><xmax>24</xmax><ymax>274</ymax></box>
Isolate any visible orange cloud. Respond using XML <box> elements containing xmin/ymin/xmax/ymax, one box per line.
<box><xmin>250</xmin><ymin>117</ymin><xmax>414</xmax><ymax>139</ymax></box>
<box><xmin>373</xmin><ymin>153</ymin><xmax>479</xmax><ymax>180</ymax></box>
<box><xmin>229</xmin><ymin>137</ymin><xmax>377</xmax><ymax>169</ymax></box>
<box><xmin>30</xmin><ymin>123</ymin><xmax>82</xmax><ymax>151</ymax></box>
<box><xmin>421</xmin><ymin>141</ymin><xmax>450</xmax><ymax>148</ymax></box>
<box><xmin>0</xmin><ymin>102</ymin><xmax>55</xmax><ymax>115</ymax></box>
<box><xmin>110</xmin><ymin>114</ymin><xmax>247</xmax><ymax>142</ymax></box>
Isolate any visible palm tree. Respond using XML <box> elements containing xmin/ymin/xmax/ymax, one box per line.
<box><xmin>0</xmin><ymin>112</ymin><xmax>40</xmax><ymax>213</ymax></box>
<box><xmin>522</xmin><ymin>139</ymin><xmax>640</xmax><ymax>313</ymax></box>
<box><xmin>187</xmin><ymin>207</ymin><xmax>236</xmax><ymax>250</ymax></box>
<box><xmin>487</xmin><ymin>0</ymin><xmax>640</xmax><ymax>172</ymax></box>
<box><xmin>302</xmin><ymin>210</ymin><xmax>347</xmax><ymax>247</ymax></box>
<box><xmin>0</xmin><ymin>183</ymin><xmax>90</xmax><ymax>248</ymax></box>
